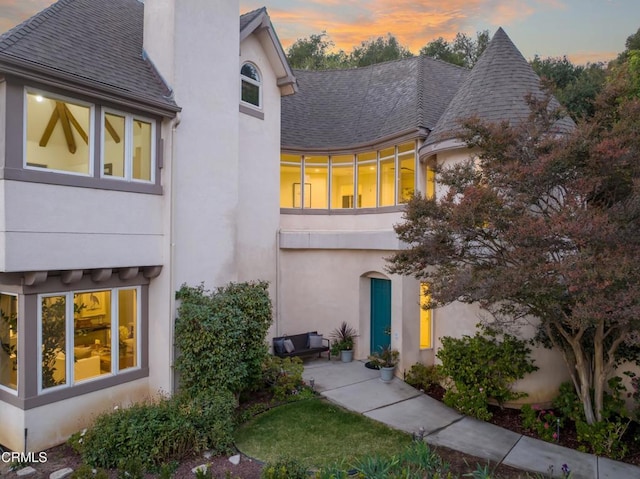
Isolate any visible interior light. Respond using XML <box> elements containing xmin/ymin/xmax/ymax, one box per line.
<box><xmin>35</xmin><ymin>95</ymin><xmax>44</xmax><ymax>102</ymax></box>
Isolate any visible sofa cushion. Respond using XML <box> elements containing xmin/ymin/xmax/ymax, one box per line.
<box><xmin>308</xmin><ymin>334</ymin><xmax>324</xmax><ymax>349</ymax></box>
<box><xmin>283</xmin><ymin>339</ymin><xmax>295</xmax><ymax>353</ymax></box>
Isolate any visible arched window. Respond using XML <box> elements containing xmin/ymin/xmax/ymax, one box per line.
<box><xmin>240</xmin><ymin>62</ymin><xmax>261</xmax><ymax>108</ymax></box>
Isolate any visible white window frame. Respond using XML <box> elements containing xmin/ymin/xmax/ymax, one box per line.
<box><xmin>240</xmin><ymin>62</ymin><xmax>262</xmax><ymax>109</ymax></box>
<box><xmin>37</xmin><ymin>287</ymin><xmax>141</xmax><ymax>394</ymax></box>
<box><xmin>101</xmin><ymin>108</ymin><xmax>156</xmax><ymax>183</ymax></box>
<box><xmin>23</xmin><ymin>89</ymin><xmax>95</xmax><ymax>177</ymax></box>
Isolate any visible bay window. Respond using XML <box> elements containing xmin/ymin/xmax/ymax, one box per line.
<box><xmin>39</xmin><ymin>287</ymin><xmax>140</xmax><ymax>392</ymax></box>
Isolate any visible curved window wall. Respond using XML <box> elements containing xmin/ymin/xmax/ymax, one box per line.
<box><xmin>281</xmin><ymin>142</ymin><xmax>417</xmax><ymax>210</ymax></box>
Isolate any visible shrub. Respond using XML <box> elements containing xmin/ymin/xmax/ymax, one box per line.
<box><xmin>261</xmin><ymin>456</ymin><xmax>308</xmax><ymax>479</ymax></box>
<box><xmin>175</xmin><ymin>281</ymin><xmax>273</xmax><ymax>398</ymax></box>
<box><xmin>71</xmin><ymin>391</ymin><xmax>235</xmax><ymax>470</ymax></box>
<box><xmin>552</xmin><ymin>378</ymin><xmax>632</xmax><ymax>459</ymax></box>
<box><xmin>552</xmin><ymin>382</ymin><xmax>584</xmax><ymax>422</ymax></box>
<box><xmin>405</xmin><ymin>363</ymin><xmax>443</xmax><ymax>391</ymax></box>
<box><xmin>521</xmin><ymin>404</ymin><xmax>563</xmax><ymax>442</ymax></box>
<box><xmin>263</xmin><ymin>356</ymin><xmax>306</xmax><ymax>401</ymax></box>
<box><xmin>70</xmin><ymin>465</ymin><xmax>108</xmax><ymax>479</ymax></box>
<box><xmin>436</xmin><ymin>327</ymin><xmax>537</xmax><ymax>419</ymax></box>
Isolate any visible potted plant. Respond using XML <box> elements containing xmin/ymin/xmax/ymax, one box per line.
<box><xmin>330</xmin><ymin>321</ymin><xmax>358</xmax><ymax>362</ymax></box>
<box><xmin>368</xmin><ymin>346</ymin><xmax>399</xmax><ymax>382</ymax></box>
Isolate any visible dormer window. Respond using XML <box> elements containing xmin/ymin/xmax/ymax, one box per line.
<box><xmin>241</xmin><ymin>62</ymin><xmax>261</xmax><ymax>108</ymax></box>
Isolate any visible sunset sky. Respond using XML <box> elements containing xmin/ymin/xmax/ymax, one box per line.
<box><xmin>1</xmin><ymin>0</ymin><xmax>639</xmax><ymax>65</ymax></box>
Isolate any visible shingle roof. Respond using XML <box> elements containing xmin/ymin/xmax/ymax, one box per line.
<box><xmin>240</xmin><ymin>7</ymin><xmax>266</xmax><ymax>33</ymax></box>
<box><xmin>281</xmin><ymin>56</ymin><xmax>468</xmax><ymax>150</ymax></box>
<box><xmin>0</xmin><ymin>0</ymin><xmax>179</xmax><ymax>114</ymax></box>
<box><xmin>424</xmin><ymin>27</ymin><xmax>574</xmax><ymax>147</ymax></box>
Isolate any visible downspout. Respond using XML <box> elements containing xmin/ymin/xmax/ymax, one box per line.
<box><xmin>275</xmin><ymin>228</ymin><xmax>281</xmax><ymax>337</ymax></box>
<box><xmin>168</xmin><ymin>111</ymin><xmax>181</xmax><ymax>394</ymax></box>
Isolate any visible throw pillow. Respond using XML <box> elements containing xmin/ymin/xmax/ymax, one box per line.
<box><xmin>274</xmin><ymin>338</ymin><xmax>286</xmax><ymax>355</ymax></box>
<box><xmin>308</xmin><ymin>334</ymin><xmax>324</xmax><ymax>349</ymax></box>
<box><xmin>284</xmin><ymin>339</ymin><xmax>295</xmax><ymax>353</ymax></box>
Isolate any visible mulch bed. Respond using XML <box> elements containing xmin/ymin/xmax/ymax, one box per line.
<box><xmin>424</xmin><ymin>384</ymin><xmax>640</xmax><ymax>467</ymax></box>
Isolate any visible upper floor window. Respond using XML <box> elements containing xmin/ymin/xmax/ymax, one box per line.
<box><xmin>280</xmin><ymin>142</ymin><xmax>417</xmax><ymax>210</ymax></box>
<box><xmin>25</xmin><ymin>91</ymin><xmax>93</xmax><ymax>175</ymax></box>
<box><xmin>102</xmin><ymin>111</ymin><xmax>155</xmax><ymax>182</ymax></box>
<box><xmin>21</xmin><ymin>88</ymin><xmax>160</xmax><ymax>192</ymax></box>
<box><xmin>241</xmin><ymin>62</ymin><xmax>261</xmax><ymax>108</ymax></box>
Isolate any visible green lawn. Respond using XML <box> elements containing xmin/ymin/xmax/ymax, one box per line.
<box><xmin>234</xmin><ymin>398</ymin><xmax>413</xmax><ymax>468</ymax></box>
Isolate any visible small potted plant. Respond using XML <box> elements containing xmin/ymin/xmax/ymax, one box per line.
<box><xmin>368</xmin><ymin>346</ymin><xmax>399</xmax><ymax>382</ymax></box>
<box><xmin>330</xmin><ymin>321</ymin><xmax>358</xmax><ymax>362</ymax></box>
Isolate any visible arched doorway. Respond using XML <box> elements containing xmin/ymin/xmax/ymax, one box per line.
<box><xmin>370</xmin><ymin>278</ymin><xmax>391</xmax><ymax>353</ymax></box>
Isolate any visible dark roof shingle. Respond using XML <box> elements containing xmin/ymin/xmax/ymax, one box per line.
<box><xmin>0</xmin><ymin>0</ymin><xmax>178</xmax><ymax>113</ymax></box>
<box><xmin>281</xmin><ymin>56</ymin><xmax>468</xmax><ymax>150</ymax></box>
<box><xmin>424</xmin><ymin>27</ymin><xmax>574</xmax><ymax>147</ymax></box>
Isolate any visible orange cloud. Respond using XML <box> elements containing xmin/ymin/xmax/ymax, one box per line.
<box><xmin>270</xmin><ymin>0</ymin><xmax>493</xmax><ymax>53</ymax></box>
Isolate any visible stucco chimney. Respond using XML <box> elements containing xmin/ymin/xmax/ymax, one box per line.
<box><xmin>142</xmin><ymin>0</ymin><xmax>176</xmax><ymax>86</ymax></box>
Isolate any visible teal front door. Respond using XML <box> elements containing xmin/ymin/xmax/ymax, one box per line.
<box><xmin>370</xmin><ymin>278</ymin><xmax>391</xmax><ymax>353</ymax></box>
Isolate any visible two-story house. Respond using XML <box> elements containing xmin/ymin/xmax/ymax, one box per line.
<box><xmin>0</xmin><ymin>0</ymin><xmax>571</xmax><ymax>453</ymax></box>
<box><xmin>0</xmin><ymin>0</ymin><xmax>295</xmax><ymax>452</ymax></box>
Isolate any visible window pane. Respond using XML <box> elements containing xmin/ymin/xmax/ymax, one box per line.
<box><xmin>398</xmin><ymin>151</ymin><xmax>415</xmax><ymax>203</ymax></box>
<box><xmin>104</xmin><ymin>113</ymin><xmax>125</xmax><ymax>177</ymax></box>
<box><xmin>118</xmin><ymin>289</ymin><xmax>137</xmax><ymax>371</ymax></box>
<box><xmin>74</xmin><ymin>291</ymin><xmax>111</xmax><ymax>381</ymax></box>
<box><xmin>241</xmin><ymin>80</ymin><xmax>260</xmax><ymax>106</ymax></box>
<box><xmin>280</xmin><ymin>160</ymin><xmax>301</xmax><ymax>208</ymax></box>
<box><xmin>357</xmin><ymin>162</ymin><xmax>377</xmax><ymax>208</ymax></box>
<box><xmin>26</xmin><ymin>93</ymin><xmax>91</xmax><ymax>174</ymax></box>
<box><xmin>426</xmin><ymin>165</ymin><xmax>436</xmax><ymax>200</ymax></box>
<box><xmin>420</xmin><ymin>284</ymin><xmax>432</xmax><ymax>349</ymax></box>
<box><xmin>0</xmin><ymin>294</ymin><xmax>18</xmax><ymax>391</ymax></box>
<box><xmin>331</xmin><ymin>155</ymin><xmax>354</xmax><ymax>208</ymax></box>
<box><xmin>304</xmin><ymin>156</ymin><xmax>328</xmax><ymax>209</ymax></box>
<box><xmin>241</xmin><ymin>63</ymin><xmax>259</xmax><ymax>81</ymax></box>
<box><xmin>132</xmin><ymin>120</ymin><xmax>152</xmax><ymax>181</ymax></box>
<box><xmin>41</xmin><ymin>296</ymin><xmax>67</xmax><ymax>389</ymax></box>
<box><xmin>379</xmin><ymin>158</ymin><xmax>395</xmax><ymax>206</ymax></box>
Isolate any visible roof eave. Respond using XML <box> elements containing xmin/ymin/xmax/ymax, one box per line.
<box><xmin>0</xmin><ymin>53</ymin><xmax>181</xmax><ymax>117</ymax></box>
<box><xmin>282</xmin><ymin>127</ymin><xmax>428</xmax><ymax>153</ymax></box>
<box><xmin>241</xmin><ymin>9</ymin><xmax>297</xmax><ymax>96</ymax></box>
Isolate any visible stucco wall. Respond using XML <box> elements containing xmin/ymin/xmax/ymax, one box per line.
<box><xmin>0</xmin><ymin>181</ymin><xmax>164</xmax><ymax>271</ymax></box>
<box><xmin>237</xmin><ymin>35</ymin><xmax>281</xmax><ymax>290</ymax></box>
<box><xmin>0</xmin><ymin>378</ymin><xmax>149</xmax><ymax>452</ymax></box>
<box><xmin>170</xmin><ymin>0</ymin><xmax>241</xmax><ymax>290</ymax></box>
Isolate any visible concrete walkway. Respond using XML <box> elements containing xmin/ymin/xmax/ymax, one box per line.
<box><xmin>302</xmin><ymin>359</ymin><xmax>640</xmax><ymax>479</ymax></box>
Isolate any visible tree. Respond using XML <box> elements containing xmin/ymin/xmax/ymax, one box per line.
<box><xmin>387</xmin><ymin>86</ymin><xmax>640</xmax><ymax>425</ymax></box>
<box><xmin>420</xmin><ymin>31</ymin><xmax>489</xmax><ymax>68</ymax></box>
<box><xmin>531</xmin><ymin>55</ymin><xmax>606</xmax><ymax>120</ymax></box>
<box><xmin>349</xmin><ymin>34</ymin><xmax>413</xmax><ymax>67</ymax></box>
<box><xmin>286</xmin><ymin>32</ymin><xmax>348</xmax><ymax>70</ymax></box>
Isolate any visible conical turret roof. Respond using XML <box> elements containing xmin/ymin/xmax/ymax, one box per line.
<box><xmin>424</xmin><ymin>27</ymin><xmax>574</xmax><ymax>148</ymax></box>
